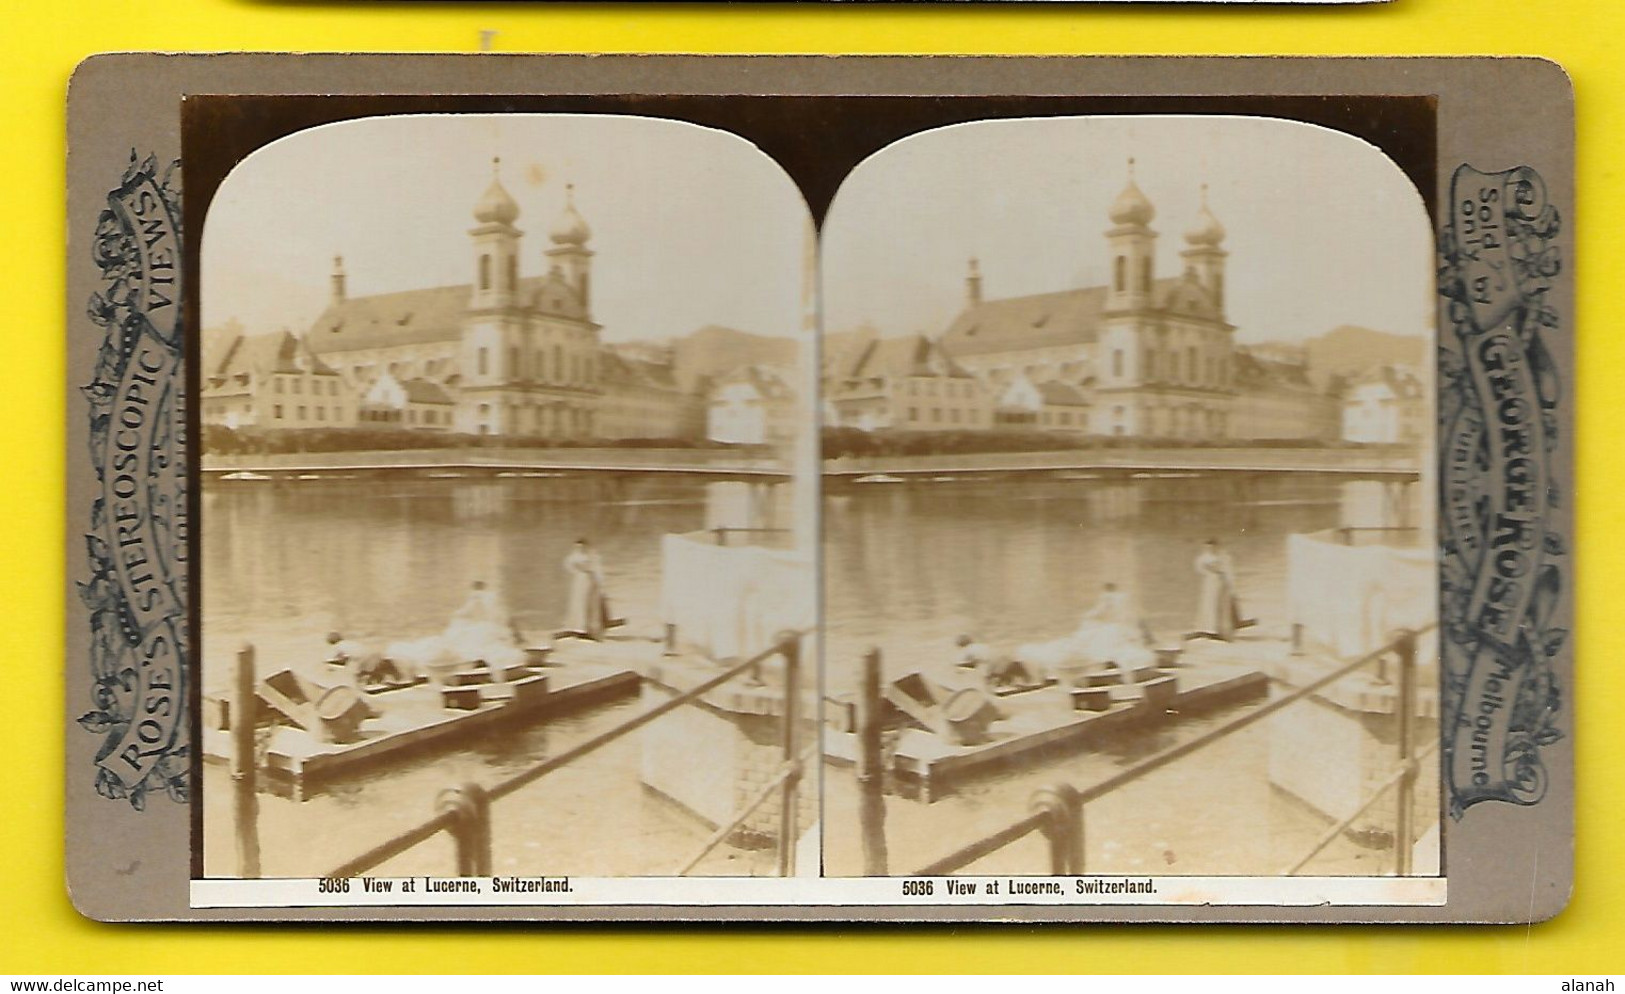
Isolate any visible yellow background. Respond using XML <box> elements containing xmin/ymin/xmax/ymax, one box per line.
<box><xmin>2</xmin><ymin>0</ymin><xmax>1617</xmax><ymax>975</ymax></box>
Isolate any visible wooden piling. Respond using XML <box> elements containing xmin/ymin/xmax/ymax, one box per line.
<box><xmin>856</xmin><ymin>647</ymin><xmax>889</xmax><ymax>876</ymax></box>
<box><xmin>1394</xmin><ymin>631</ymin><xmax>1417</xmax><ymax>875</ymax></box>
<box><xmin>231</xmin><ymin>644</ymin><xmax>262</xmax><ymax>878</ymax></box>
<box><xmin>776</xmin><ymin>635</ymin><xmax>802</xmax><ymax>877</ymax></box>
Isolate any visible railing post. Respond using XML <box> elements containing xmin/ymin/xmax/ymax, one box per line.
<box><xmin>437</xmin><ymin>781</ymin><xmax>493</xmax><ymax>877</ymax></box>
<box><xmin>1030</xmin><ymin>783</ymin><xmax>1083</xmax><ymax>875</ymax></box>
<box><xmin>776</xmin><ymin>633</ymin><xmax>802</xmax><ymax>877</ymax></box>
<box><xmin>663</xmin><ymin>622</ymin><xmax>678</xmax><ymax>658</ymax></box>
<box><xmin>857</xmin><ymin>647</ymin><xmax>889</xmax><ymax>876</ymax></box>
<box><xmin>231</xmin><ymin>644</ymin><xmax>262</xmax><ymax>879</ymax></box>
<box><xmin>1394</xmin><ymin>630</ymin><xmax>1417</xmax><ymax>876</ymax></box>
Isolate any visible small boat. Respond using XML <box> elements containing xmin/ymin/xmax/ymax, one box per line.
<box><xmin>855</xmin><ymin>474</ymin><xmax>905</xmax><ymax>484</ymax></box>
<box><xmin>425</xmin><ymin>471</ymin><xmax>467</xmax><ymax>479</ymax></box>
<box><xmin>220</xmin><ymin>471</ymin><xmax>272</xmax><ymax>481</ymax></box>
<box><xmin>296</xmin><ymin>474</ymin><xmax>322</xmax><ymax>481</ymax></box>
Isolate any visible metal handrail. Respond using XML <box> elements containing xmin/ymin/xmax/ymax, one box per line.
<box><xmin>674</xmin><ymin>742</ymin><xmax>818</xmax><ymax>876</ymax></box>
<box><xmin>323</xmin><ymin>629</ymin><xmax>810</xmax><ymax>878</ymax></box>
<box><xmin>904</xmin><ymin>625</ymin><xmax>1437</xmax><ymax>877</ymax></box>
<box><xmin>1281</xmin><ymin>737</ymin><xmax>1441</xmax><ymax>876</ymax></box>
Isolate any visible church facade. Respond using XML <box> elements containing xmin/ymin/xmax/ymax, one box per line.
<box><xmin>205</xmin><ymin>163</ymin><xmax>707</xmax><ymax>442</ymax></box>
<box><xmin>936</xmin><ymin>171</ymin><xmax>1335</xmax><ymax>441</ymax></box>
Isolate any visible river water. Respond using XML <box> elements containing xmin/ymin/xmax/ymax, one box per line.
<box><xmin>202</xmin><ymin>471</ymin><xmax>1430</xmax><ymax>879</ymax></box>
<box><xmin>201</xmin><ymin>473</ymin><xmax>781</xmax><ymax>878</ymax></box>
<box><xmin>821</xmin><ymin>473</ymin><xmax>1432</xmax><ymax>877</ymax></box>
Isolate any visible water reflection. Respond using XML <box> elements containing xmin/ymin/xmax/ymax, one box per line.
<box><xmin>824</xmin><ymin>475</ymin><xmax>1417</xmax><ymax>685</ymax></box>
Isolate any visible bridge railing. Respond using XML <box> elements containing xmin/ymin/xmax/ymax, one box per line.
<box><xmin>291</xmin><ymin>629</ymin><xmax>813</xmax><ymax>880</ymax></box>
<box><xmin>861</xmin><ymin>626</ymin><xmax>1436</xmax><ymax>878</ymax></box>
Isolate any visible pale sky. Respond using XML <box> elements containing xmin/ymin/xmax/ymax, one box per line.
<box><xmin>821</xmin><ymin>115</ymin><xmax>1434</xmax><ymax>345</ymax></box>
<box><xmin>202</xmin><ymin>114</ymin><xmax>810</xmax><ymax>346</ymax></box>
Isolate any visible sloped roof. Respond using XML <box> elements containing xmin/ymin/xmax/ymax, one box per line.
<box><xmin>843</xmin><ymin>334</ymin><xmax>973</xmax><ymax>381</ymax></box>
<box><xmin>401</xmin><ymin>378</ymin><xmax>455</xmax><ymax>405</ymax></box>
<box><xmin>306</xmin><ymin>274</ymin><xmax>585</xmax><ymax>355</ymax></box>
<box><xmin>207</xmin><ymin>331</ymin><xmax>338</xmax><ymax>385</ymax></box>
<box><xmin>941</xmin><ymin>275</ymin><xmax>1223</xmax><ymax>359</ymax></box>
<box><xmin>943</xmin><ymin>287</ymin><xmax>1109</xmax><ymax>357</ymax></box>
<box><xmin>601</xmin><ymin>349</ymin><xmax>686</xmax><ymax>393</ymax></box>
<box><xmin>1232</xmin><ymin>348</ymin><xmax>1316</xmax><ymax>393</ymax></box>
<box><xmin>1036</xmin><ymin>381</ymin><xmax>1091</xmax><ymax>407</ymax></box>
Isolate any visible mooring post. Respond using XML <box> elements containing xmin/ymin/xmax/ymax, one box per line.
<box><xmin>856</xmin><ymin>647</ymin><xmax>889</xmax><ymax>876</ymax></box>
<box><xmin>1394</xmin><ymin>630</ymin><xmax>1418</xmax><ymax>876</ymax></box>
<box><xmin>231</xmin><ymin>644</ymin><xmax>262</xmax><ymax>878</ymax></box>
<box><xmin>438</xmin><ymin>782</ymin><xmax>493</xmax><ymax>877</ymax></box>
<box><xmin>1030</xmin><ymin>783</ymin><xmax>1083</xmax><ymax>875</ymax></box>
<box><xmin>776</xmin><ymin>634</ymin><xmax>802</xmax><ymax>877</ymax></box>
<box><xmin>663</xmin><ymin>622</ymin><xmax>678</xmax><ymax>658</ymax></box>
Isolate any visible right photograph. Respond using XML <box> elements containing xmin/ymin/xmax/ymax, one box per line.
<box><xmin>818</xmin><ymin>115</ymin><xmax>1440</xmax><ymax>881</ymax></box>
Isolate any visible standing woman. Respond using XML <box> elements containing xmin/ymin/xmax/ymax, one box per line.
<box><xmin>562</xmin><ymin>538</ymin><xmax>608</xmax><ymax>640</ymax></box>
<box><xmin>1191</xmin><ymin>538</ymin><xmax>1239</xmax><ymax>641</ymax></box>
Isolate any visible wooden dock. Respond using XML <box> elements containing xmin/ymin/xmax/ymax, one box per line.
<box><xmin>202</xmin><ymin>637</ymin><xmax>674</xmax><ymax>794</ymax></box>
<box><xmin>824</xmin><ymin>648</ymin><xmax>1273</xmax><ymax>794</ymax></box>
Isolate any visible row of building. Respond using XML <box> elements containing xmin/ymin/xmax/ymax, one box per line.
<box><xmin>823</xmin><ymin>172</ymin><xmax>1424</xmax><ymax>444</ymax></box>
<box><xmin>202</xmin><ymin>162</ymin><xmax>800</xmax><ymax>447</ymax></box>
<box><xmin>202</xmin><ymin>163</ymin><xmax>1425</xmax><ymax>449</ymax></box>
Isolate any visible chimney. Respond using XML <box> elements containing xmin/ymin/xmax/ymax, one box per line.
<box><xmin>331</xmin><ymin>255</ymin><xmax>346</xmax><ymax>303</ymax></box>
<box><xmin>966</xmin><ymin>257</ymin><xmax>983</xmax><ymax>308</ymax></box>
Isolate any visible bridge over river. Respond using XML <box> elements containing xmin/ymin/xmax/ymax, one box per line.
<box><xmin>202</xmin><ymin>444</ymin><xmax>1420</xmax><ymax>481</ymax></box>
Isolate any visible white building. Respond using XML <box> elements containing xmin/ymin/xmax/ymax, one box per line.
<box><xmin>1341</xmin><ymin>365</ymin><xmax>1426</xmax><ymax>444</ymax></box>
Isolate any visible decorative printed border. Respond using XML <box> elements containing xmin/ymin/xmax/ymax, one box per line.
<box><xmin>1437</xmin><ymin>163</ymin><xmax>1565</xmax><ymax>818</ymax></box>
<box><xmin>77</xmin><ymin>151</ymin><xmax>190</xmax><ymax>810</ymax></box>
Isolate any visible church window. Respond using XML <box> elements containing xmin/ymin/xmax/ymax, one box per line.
<box><xmin>509</xmin><ymin>346</ymin><xmax>519</xmax><ymax>378</ymax></box>
<box><xmin>479</xmin><ymin>254</ymin><xmax>491</xmax><ymax>291</ymax></box>
<box><xmin>274</xmin><ymin>379</ymin><xmax>283</xmax><ymax>394</ymax></box>
<box><xmin>1113</xmin><ymin>256</ymin><xmax>1126</xmax><ymax>292</ymax></box>
<box><xmin>316</xmin><ymin>406</ymin><xmax>324</xmax><ymax>421</ymax></box>
<box><xmin>273</xmin><ymin>405</ymin><xmax>283</xmax><ymax>419</ymax></box>
<box><xmin>1112</xmin><ymin>349</ymin><xmax>1124</xmax><ymax>378</ymax></box>
<box><xmin>553</xmin><ymin>345</ymin><xmax>563</xmax><ymax>382</ymax></box>
<box><xmin>297</xmin><ymin>406</ymin><xmax>306</xmax><ymax>420</ymax></box>
<box><xmin>1139</xmin><ymin>256</ymin><xmax>1152</xmax><ymax>292</ymax></box>
<box><xmin>478</xmin><ymin>348</ymin><xmax>489</xmax><ymax>376</ymax></box>
<box><xmin>1187</xmin><ymin>348</ymin><xmax>1198</xmax><ymax>384</ymax></box>
<box><xmin>505</xmin><ymin>254</ymin><xmax>517</xmax><ymax>291</ymax></box>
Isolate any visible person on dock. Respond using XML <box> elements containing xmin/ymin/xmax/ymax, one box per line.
<box><xmin>326</xmin><ymin>632</ymin><xmax>409</xmax><ymax>688</ymax></box>
<box><xmin>1190</xmin><ymin>539</ymin><xmax>1253</xmax><ymax>641</ymax></box>
<box><xmin>1009</xmin><ymin>582</ymin><xmax>1155</xmax><ymax>683</ymax></box>
<box><xmin>955</xmin><ymin>634</ymin><xmax>1044</xmax><ymax>692</ymax></box>
<box><xmin>561</xmin><ymin>538</ymin><xmax>621</xmax><ymax>640</ymax></box>
<box><xmin>444</xmin><ymin>580</ymin><xmax>526</xmax><ymax>681</ymax></box>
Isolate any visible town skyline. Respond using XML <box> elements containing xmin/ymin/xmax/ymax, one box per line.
<box><xmin>821</xmin><ymin>115</ymin><xmax>1435</xmax><ymax>348</ymax></box>
<box><xmin>202</xmin><ymin>114</ymin><xmax>809</xmax><ymax>348</ymax></box>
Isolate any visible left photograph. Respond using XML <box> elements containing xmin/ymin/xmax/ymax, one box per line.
<box><xmin>197</xmin><ymin>114</ymin><xmax>820</xmax><ymax>879</ymax></box>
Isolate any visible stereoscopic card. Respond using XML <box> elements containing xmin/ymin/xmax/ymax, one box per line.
<box><xmin>63</xmin><ymin>54</ymin><xmax>1573</xmax><ymax>923</ymax></box>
